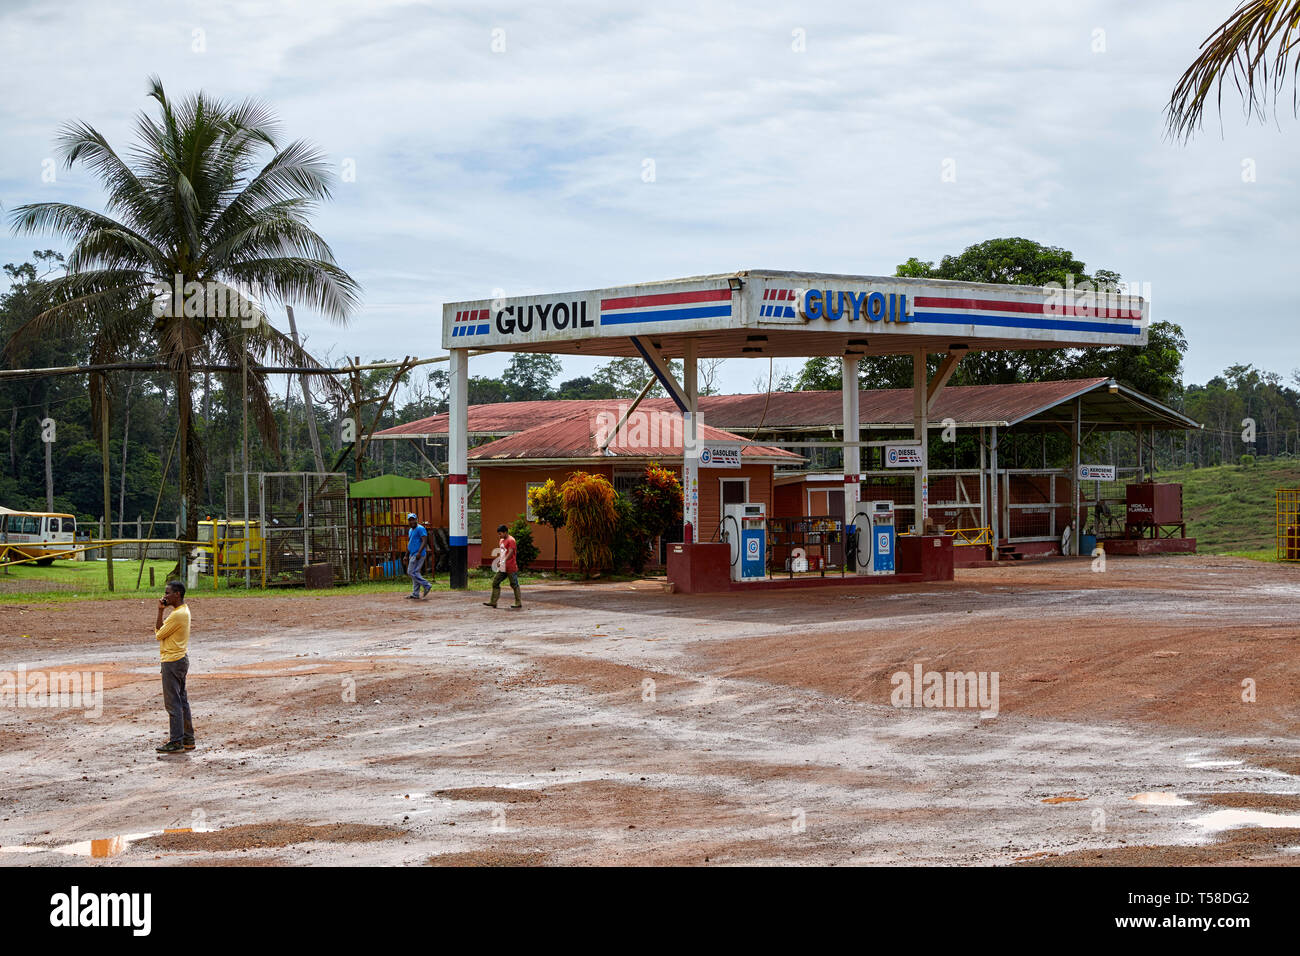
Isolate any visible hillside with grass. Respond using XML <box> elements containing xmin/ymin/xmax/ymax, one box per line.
<box><xmin>1159</xmin><ymin>459</ymin><xmax>1300</xmax><ymax>556</ymax></box>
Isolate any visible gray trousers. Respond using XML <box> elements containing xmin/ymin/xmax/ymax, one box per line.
<box><xmin>408</xmin><ymin>554</ymin><xmax>431</xmax><ymax>594</ymax></box>
<box><xmin>161</xmin><ymin>656</ymin><xmax>194</xmax><ymax>744</ymax></box>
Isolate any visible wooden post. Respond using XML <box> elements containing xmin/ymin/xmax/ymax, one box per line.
<box><xmin>101</xmin><ymin>395</ymin><xmax>114</xmax><ymax>591</ymax></box>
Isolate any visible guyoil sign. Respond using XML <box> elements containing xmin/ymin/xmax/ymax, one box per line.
<box><xmin>798</xmin><ymin>289</ymin><xmax>913</xmax><ymax>323</ymax></box>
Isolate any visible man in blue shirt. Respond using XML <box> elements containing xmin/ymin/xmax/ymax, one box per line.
<box><xmin>405</xmin><ymin>513</ymin><xmax>431</xmax><ymax>599</ymax></box>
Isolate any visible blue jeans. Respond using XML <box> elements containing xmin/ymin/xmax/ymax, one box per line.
<box><xmin>408</xmin><ymin>554</ymin><xmax>430</xmax><ymax>594</ymax></box>
<box><xmin>161</xmin><ymin>656</ymin><xmax>194</xmax><ymax>744</ymax></box>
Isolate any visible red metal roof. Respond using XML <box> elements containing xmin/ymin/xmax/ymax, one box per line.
<box><xmin>374</xmin><ymin>400</ymin><xmax>591</xmax><ymax>437</ymax></box>
<box><xmin>377</xmin><ymin>377</ymin><xmax>1194</xmax><ymax>440</ymax></box>
<box><xmin>467</xmin><ymin>409</ymin><xmax>800</xmax><ymax>462</ymax></box>
<box><xmin>692</xmin><ymin>379</ymin><xmax>1111</xmax><ymax>429</ymax></box>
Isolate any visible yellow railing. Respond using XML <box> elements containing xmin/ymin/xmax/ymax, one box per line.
<box><xmin>894</xmin><ymin>526</ymin><xmax>991</xmax><ymax>546</ymax></box>
<box><xmin>1278</xmin><ymin>488</ymin><xmax>1300</xmax><ymax>562</ymax></box>
<box><xmin>946</xmin><ymin>526</ymin><xmax>992</xmax><ymax>547</ymax></box>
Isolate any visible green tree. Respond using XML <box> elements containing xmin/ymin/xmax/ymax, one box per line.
<box><xmin>504</xmin><ymin>353</ymin><xmax>561</xmax><ymax>402</ymax></box>
<box><xmin>9</xmin><ymin>76</ymin><xmax>359</xmax><ymax>543</ymax></box>
<box><xmin>526</xmin><ymin>477</ymin><xmax>566</xmax><ymax>571</ymax></box>
<box><xmin>555</xmin><ymin>375</ymin><xmax>617</xmax><ymax>399</ymax></box>
<box><xmin>591</xmin><ymin>356</ymin><xmax>682</xmax><ymax>398</ymax></box>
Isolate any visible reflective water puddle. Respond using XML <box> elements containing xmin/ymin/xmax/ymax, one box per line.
<box><xmin>1129</xmin><ymin>792</ymin><xmax>1193</xmax><ymax>806</ymax></box>
<box><xmin>0</xmin><ymin>827</ymin><xmax>193</xmax><ymax>858</ymax></box>
<box><xmin>1189</xmin><ymin>809</ymin><xmax>1300</xmax><ymax>832</ymax></box>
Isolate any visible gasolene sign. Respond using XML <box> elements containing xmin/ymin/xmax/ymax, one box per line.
<box><xmin>697</xmin><ymin>444</ymin><xmax>741</xmax><ymax>468</ymax></box>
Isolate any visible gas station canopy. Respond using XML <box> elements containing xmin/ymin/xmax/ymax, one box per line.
<box><xmin>439</xmin><ymin>268</ymin><xmax>1150</xmax><ymax>588</ymax></box>
<box><xmin>443</xmin><ymin>269</ymin><xmax>1147</xmax><ymax>358</ymax></box>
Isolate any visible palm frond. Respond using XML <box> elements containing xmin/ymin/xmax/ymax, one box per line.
<box><xmin>1167</xmin><ymin>0</ymin><xmax>1300</xmax><ymax>141</ymax></box>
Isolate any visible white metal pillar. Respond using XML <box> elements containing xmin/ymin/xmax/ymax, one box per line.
<box><xmin>912</xmin><ymin>348</ymin><xmax>928</xmax><ymax>532</ymax></box>
<box><xmin>978</xmin><ymin>427</ymin><xmax>987</xmax><ymax>532</ymax></box>
<box><xmin>842</xmin><ymin>355</ymin><xmax>860</xmax><ymax>562</ymax></box>
<box><xmin>1072</xmin><ymin>396</ymin><xmax>1082</xmax><ymax>556</ymax></box>
<box><xmin>990</xmin><ymin>425</ymin><xmax>999</xmax><ymax>560</ymax></box>
<box><xmin>449</xmin><ymin>347</ymin><xmax>469</xmax><ymax>587</ymax></box>
<box><xmin>683</xmin><ymin>340</ymin><xmax>699</xmax><ymax>542</ymax></box>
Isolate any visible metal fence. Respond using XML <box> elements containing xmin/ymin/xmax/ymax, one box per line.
<box><xmin>226</xmin><ymin>472</ymin><xmax>350</xmax><ymax>586</ymax></box>
<box><xmin>79</xmin><ymin>519</ymin><xmax>182</xmax><ymax>560</ymax></box>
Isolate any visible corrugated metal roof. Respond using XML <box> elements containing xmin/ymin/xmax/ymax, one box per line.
<box><xmin>467</xmin><ymin>409</ymin><xmax>800</xmax><ymax>462</ymax></box>
<box><xmin>374</xmin><ymin>400</ymin><xmax>590</xmax><ymax>438</ymax></box>
<box><xmin>376</xmin><ymin>377</ymin><xmax>1199</xmax><ymax>440</ymax></box>
<box><xmin>692</xmin><ymin>379</ymin><xmax>1111</xmax><ymax>429</ymax></box>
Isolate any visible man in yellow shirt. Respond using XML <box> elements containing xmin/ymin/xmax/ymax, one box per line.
<box><xmin>153</xmin><ymin>580</ymin><xmax>194</xmax><ymax>754</ymax></box>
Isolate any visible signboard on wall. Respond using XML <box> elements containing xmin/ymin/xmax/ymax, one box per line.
<box><xmin>885</xmin><ymin>444</ymin><xmax>924</xmax><ymax>468</ymax></box>
<box><xmin>698</xmin><ymin>444</ymin><xmax>741</xmax><ymax>469</ymax></box>
<box><xmin>1078</xmin><ymin>464</ymin><xmax>1117</xmax><ymax>481</ymax></box>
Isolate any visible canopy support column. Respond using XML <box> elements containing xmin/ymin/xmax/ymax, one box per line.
<box><xmin>990</xmin><ymin>425</ymin><xmax>999</xmax><ymax>561</ymax></box>
<box><xmin>1072</xmin><ymin>397</ymin><xmax>1082</xmax><ymax>556</ymax></box>
<box><xmin>842</xmin><ymin>356</ymin><xmax>860</xmax><ymax>563</ymax></box>
<box><xmin>449</xmin><ymin>348</ymin><xmax>469</xmax><ymax>588</ymax></box>
<box><xmin>683</xmin><ymin>340</ymin><xmax>699</xmax><ymax>542</ymax></box>
<box><xmin>912</xmin><ymin>349</ymin><xmax>928</xmax><ymax>532</ymax></box>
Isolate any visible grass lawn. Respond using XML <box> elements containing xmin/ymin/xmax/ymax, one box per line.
<box><xmin>0</xmin><ymin>556</ymin><xmax>611</xmax><ymax>604</ymax></box>
<box><xmin>1163</xmin><ymin>458</ymin><xmax>1300</xmax><ymax>554</ymax></box>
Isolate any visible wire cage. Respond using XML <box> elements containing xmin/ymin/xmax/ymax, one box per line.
<box><xmin>224</xmin><ymin>472</ymin><xmax>350</xmax><ymax>587</ymax></box>
<box><xmin>1278</xmin><ymin>488</ymin><xmax>1300</xmax><ymax>562</ymax></box>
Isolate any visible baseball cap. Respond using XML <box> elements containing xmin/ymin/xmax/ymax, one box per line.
<box><xmin>407</xmin><ymin>513</ymin><xmax>418</xmax><ymax>520</ymax></box>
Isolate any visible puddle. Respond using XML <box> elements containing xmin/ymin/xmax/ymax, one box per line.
<box><xmin>1130</xmin><ymin>792</ymin><xmax>1193</xmax><ymax>806</ymax></box>
<box><xmin>1185</xmin><ymin>759</ymin><xmax>1243</xmax><ymax>769</ymax></box>
<box><xmin>1188</xmin><ymin>809</ymin><xmax>1300</xmax><ymax>832</ymax></box>
<box><xmin>0</xmin><ymin>827</ymin><xmax>193</xmax><ymax>858</ymax></box>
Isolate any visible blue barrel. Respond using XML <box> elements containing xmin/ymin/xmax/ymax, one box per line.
<box><xmin>1080</xmin><ymin>533</ymin><xmax>1097</xmax><ymax>554</ymax></box>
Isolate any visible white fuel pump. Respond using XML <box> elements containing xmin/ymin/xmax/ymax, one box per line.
<box><xmin>852</xmin><ymin>500</ymin><xmax>895</xmax><ymax>575</ymax></box>
<box><xmin>722</xmin><ymin>502</ymin><xmax>767</xmax><ymax>582</ymax></box>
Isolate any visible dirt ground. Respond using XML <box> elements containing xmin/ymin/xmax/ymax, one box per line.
<box><xmin>1</xmin><ymin>555</ymin><xmax>1298</xmax><ymax>866</ymax></box>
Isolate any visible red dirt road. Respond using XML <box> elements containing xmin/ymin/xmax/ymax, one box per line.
<box><xmin>1</xmin><ymin>555</ymin><xmax>1298</xmax><ymax>866</ymax></box>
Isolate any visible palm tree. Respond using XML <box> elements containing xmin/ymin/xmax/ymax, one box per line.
<box><xmin>1167</xmin><ymin>1</ymin><xmax>1300</xmax><ymax>140</ymax></box>
<box><xmin>9</xmin><ymin>76</ymin><xmax>360</xmax><ymax>545</ymax></box>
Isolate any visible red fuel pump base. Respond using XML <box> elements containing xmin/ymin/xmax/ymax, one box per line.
<box><xmin>666</xmin><ymin>537</ymin><xmax>953</xmax><ymax>594</ymax></box>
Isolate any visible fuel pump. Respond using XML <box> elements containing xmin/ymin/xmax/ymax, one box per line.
<box><xmin>852</xmin><ymin>500</ymin><xmax>895</xmax><ymax>575</ymax></box>
<box><xmin>722</xmin><ymin>502</ymin><xmax>767</xmax><ymax>582</ymax></box>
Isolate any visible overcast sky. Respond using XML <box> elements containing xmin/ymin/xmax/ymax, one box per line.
<box><xmin>1</xmin><ymin>0</ymin><xmax>1295</xmax><ymax>396</ymax></box>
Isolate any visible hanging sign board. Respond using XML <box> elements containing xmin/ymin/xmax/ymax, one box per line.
<box><xmin>698</xmin><ymin>444</ymin><xmax>741</xmax><ymax>469</ymax></box>
<box><xmin>1078</xmin><ymin>464</ymin><xmax>1116</xmax><ymax>481</ymax></box>
<box><xmin>885</xmin><ymin>445</ymin><xmax>924</xmax><ymax>468</ymax></box>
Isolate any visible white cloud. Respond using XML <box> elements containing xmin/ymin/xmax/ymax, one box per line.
<box><xmin>1</xmin><ymin>0</ymin><xmax>1297</xmax><ymax>391</ymax></box>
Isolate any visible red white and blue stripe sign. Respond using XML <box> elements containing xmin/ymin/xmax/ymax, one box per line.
<box><xmin>599</xmin><ymin>288</ymin><xmax>732</xmax><ymax>326</ymax></box>
<box><xmin>760</xmin><ymin>287</ymin><xmax>797</xmax><ymax>319</ymax></box>
<box><xmin>909</xmin><ymin>294</ymin><xmax>1142</xmax><ymax>336</ymax></box>
<box><xmin>451</xmin><ymin>308</ymin><xmax>491</xmax><ymax>338</ymax></box>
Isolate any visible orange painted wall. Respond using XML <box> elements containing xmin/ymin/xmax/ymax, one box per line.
<box><xmin>477</xmin><ymin>464</ymin><xmax>612</xmax><ymax>568</ymax></box>
<box><xmin>773</xmin><ymin>482</ymin><xmax>804</xmax><ymax>518</ymax></box>
<box><xmin>476</xmin><ymin>462</ymin><xmax>775</xmax><ymax>567</ymax></box>
<box><xmin>696</xmin><ymin>464</ymin><xmax>774</xmax><ymax>544</ymax></box>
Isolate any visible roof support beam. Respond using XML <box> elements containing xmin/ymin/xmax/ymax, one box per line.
<box><xmin>927</xmin><ymin>349</ymin><xmax>967</xmax><ymax>405</ymax></box>
<box><xmin>598</xmin><ymin>375</ymin><xmax>659</xmax><ymax>455</ymax></box>
<box><xmin>630</xmin><ymin>336</ymin><xmax>689</xmax><ymax>412</ymax></box>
